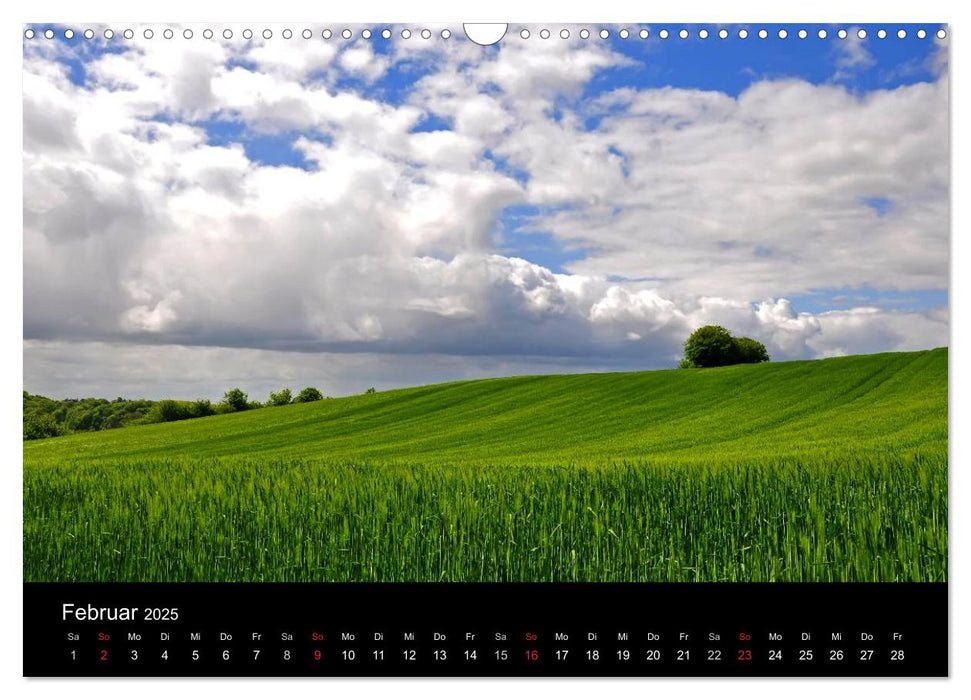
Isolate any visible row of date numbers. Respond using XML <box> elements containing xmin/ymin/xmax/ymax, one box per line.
<box><xmin>74</xmin><ymin>647</ymin><xmax>907</xmax><ymax>663</ymax></box>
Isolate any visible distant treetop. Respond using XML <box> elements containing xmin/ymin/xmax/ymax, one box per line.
<box><xmin>294</xmin><ymin>387</ymin><xmax>324</xmax><ymax>403</ymax></box>
<box><xmin>679</xmin><ymin>326</ymin><xmax>770</xmax><ymax>369</ymax></box>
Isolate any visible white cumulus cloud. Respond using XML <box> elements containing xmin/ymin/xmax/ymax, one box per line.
<box><xmin>22</xmin><ymin>27</ymin><xmax>948</xmax><ymax>397</ymax></box>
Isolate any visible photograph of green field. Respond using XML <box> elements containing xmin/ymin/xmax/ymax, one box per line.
<box><xmin>23</xmin><ymin>348</ymin><xmax>947</xmax><ymax>583</ymax></box>
<box><xmin>24</xmin><ymin>25</ymin><xmax>949</xmax><ymax>592</ymax></box>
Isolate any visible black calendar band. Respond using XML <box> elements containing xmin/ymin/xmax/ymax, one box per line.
<box><xmin>24</xmin><ymin>582</ymin><xmax>947</xmax><ymax>677</ymax></box>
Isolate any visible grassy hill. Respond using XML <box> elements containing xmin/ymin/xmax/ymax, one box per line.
<box><xmin>23</xmin><ymin>349</ymin><xmax>948</xmax><ymax>584</ymax></box>
<box><xmin>24</xmin><ymin>348</ymin><xmax>948</xmax><ymax>466</ymax></box>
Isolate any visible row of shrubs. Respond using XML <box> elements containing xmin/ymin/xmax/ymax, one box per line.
<box><xmin>136</xmin><ymin>386</ymin><xmax>329</xmax><ymax>423</ymax></box>
<box><xmin>23</xmin><ymin>385</ymin><xmax>338</xmax><ymax>440</ymax></box>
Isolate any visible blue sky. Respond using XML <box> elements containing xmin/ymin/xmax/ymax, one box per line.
<box><xmin>592</xmin><ymin>24</ymin><xmax>942</xmax><ymax>97</ymax></box>
<box><xmin>22</xmin><ymin>24</ymin><xmax>950</xmax><ymax>397</ymax></box>
<box><xmin>33</xmin><ymin>24</ymin><xmax>943</xmax><ymax>88</ymax></box>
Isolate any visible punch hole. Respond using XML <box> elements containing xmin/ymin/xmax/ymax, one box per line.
<box><xmin>463</xmin><ymin>24</ymin><xmax>507</xmax><ymax>46</ymax></box>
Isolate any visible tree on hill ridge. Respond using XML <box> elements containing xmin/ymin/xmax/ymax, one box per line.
<box><xmin>294</xmin><ymin>387</ymin><xmax>324</xmax><ymax>403</ymax></box>
<box><xmin>222</xmin><ymin>387</ymin><xmax>250</xmax><ymax>412</ymax></box>
<box><xmin>680</xmin><ymin>325</ymin><xmax>770</xmax><ymax>368</ymax></box>
<box><xmin>269</xmin><ymin>388</ymin><xmax>293</xmax><ymax>406</ymax></box>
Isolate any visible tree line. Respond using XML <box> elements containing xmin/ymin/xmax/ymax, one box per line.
<box><xmin>23</xmin><ymin>385</ymin><xmax>329</xmax><ymax>440</ymax></box>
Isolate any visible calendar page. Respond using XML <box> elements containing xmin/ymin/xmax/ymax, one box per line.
<box><xmin>22</xmin><ymin>21</ymin><xmax>949</xmax><ymax>677</ymax></box>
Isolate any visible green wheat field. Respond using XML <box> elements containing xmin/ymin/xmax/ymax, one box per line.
<box><xmin>23</xmin><ymin>348</ymin><xmax>948</xmax><ymax>583</ymax></box>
